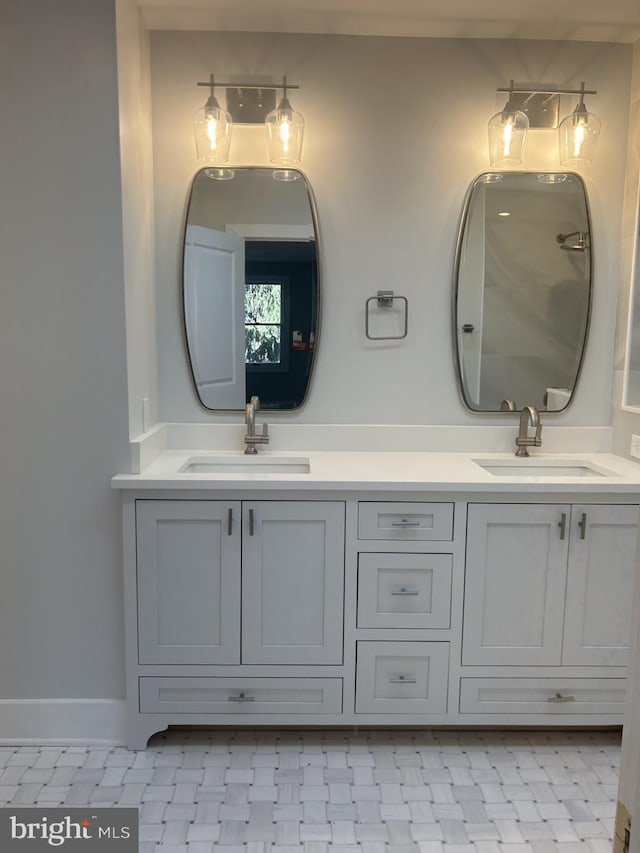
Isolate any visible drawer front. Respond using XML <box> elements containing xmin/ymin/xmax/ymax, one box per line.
<box><xmin>140</xmin><ymin>677</ymin><xmax>342</xmax><ymax>715</ymax></box>
<box><xmin>358</xmin><ymin>502</ymin><xmax>454</xmax><ymax>541</ymax></box>
<box><xmin>355</xmin><ymin>641</ymin><xmax>449</xmax><ymax>714</ymax></box>
<box><xmin>357</xmin><ymin>553</ymin><xmax>452</xmax><ymax>628</ymax></box>
<box><xmin>459</xmin><ymin>678</ymin><xmax>627</xmax><ymax>715</ymax></box>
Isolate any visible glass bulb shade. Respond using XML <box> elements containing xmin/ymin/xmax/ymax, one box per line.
<box><xmin>193</xmin><ymin>97</ymin><xmax>232</xmax><ymax>163</ymax></box>
<box><xmin>272</xmin><ymin>169</ymin><xmax>301</xmax><ymax>182</ymax></box>
<box><xmin>265</xmin><ymin>98</ymin><xmax>304</xmax><ymax>165</ymax></box>
<box><xmin>487</xmin><ymin>106</ymin><xmax>529</xmax><ymax>166</ymax></box>
<box><xmin>558</xmin><ymin>104</ymin><xmax>601</xmax><ymax>166</ymax></box>
<box><xmin>205</xmin><ymin>168</ymin><xmax>235</xmax><ymax>181</ymax></box>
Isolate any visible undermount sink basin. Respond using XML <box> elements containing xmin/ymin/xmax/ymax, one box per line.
<box><xmin>180</xmin><ymin>455</ymin><xmax>311</xmax><ymax>475</ymax></box>
<box><xmin>473</xmin><ymin>458</ymin><xmax>614</xmax><ymax>478</ymax></box>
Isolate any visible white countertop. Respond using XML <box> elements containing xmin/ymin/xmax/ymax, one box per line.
<box><xmin>112</xmin><ymin>450</ymin><xmax>640</xmax><ymax>493</ymax></box>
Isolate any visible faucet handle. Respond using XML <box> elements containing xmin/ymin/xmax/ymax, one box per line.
<box><xmin>261</xmin><ymin>422</ymin><xmax>269</xmax><ymax>438</ymax></box>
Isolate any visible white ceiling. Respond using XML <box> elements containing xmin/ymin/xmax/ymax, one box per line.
<box><xmin>139</xmin><ymin>0</ymin><xmax>640</xmax><ymax>43</ymax></box>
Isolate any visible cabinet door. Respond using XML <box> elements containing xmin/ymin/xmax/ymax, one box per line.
<box><xmin>242</xmin><ymin>501</ymin><xmax>345</xmax><ymax>664</ymax></box>
<box><xmin>136</xmin><ymin>500</ymin><xmax>241</xmax><ymax>664</ymax></box>
<box><xmin>463</xmin><ymin>504</ymin><xmax>570</xmax><ymax>665</ymax></box>
<box><xmin>563</xmin><ymin>504</ymin><xmax>639</xmax><ymax>666</ymax></box>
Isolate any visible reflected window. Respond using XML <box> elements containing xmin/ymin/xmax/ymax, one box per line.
<box><xmin>245</xmin><ymin>278</ymin><xmax>289</xmax><ymax>372</ymax></box>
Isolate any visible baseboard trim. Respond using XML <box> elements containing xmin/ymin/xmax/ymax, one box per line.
<box><xmin>0</xmin><ymin>699</ymin><xmax>126</xmax><ymax>746</ymax></box>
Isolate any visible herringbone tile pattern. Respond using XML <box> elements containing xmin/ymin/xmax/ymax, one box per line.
<box><xmin>0</xmin><ymin>729</ymin><xmax>620</xmax><ymax>853</ymax></box>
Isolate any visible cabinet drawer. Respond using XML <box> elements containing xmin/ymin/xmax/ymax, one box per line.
<box><xmin>140</xmin><ymin>677</ymin><xmax>342</xmax><ymax>715</ymax></box>
<box><xmin>357</xmin><ymin>553</ymin><xmax>452</xmax><ymax>628</ymax></box>
<box><xmin>358</xmin><ymin>502</ymin><xmax>453</xmax><ymax>541</ymax></box>
<box><xmin>355</xmin><ymin>641</ymin><xmax>449</xmax><ymax>714</ymax></box>
<box><xmin>459</xmin><ymin>678</ymin><xmax>626</xmax><ymax>715</ymax></box>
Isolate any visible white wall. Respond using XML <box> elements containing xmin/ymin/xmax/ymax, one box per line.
<box><xmin>116</xmin><ymin>0</ymin><xmax>158</xmax><ymax>438</ymax></box>
<box><xmin>150</xmin><ymin>32</ymin><xmax>631</xmax><ymax>426</ymax></box>
<box><xmin>0</xmin><ymin>0</ymin><xmax>129</xmax><ymax>739</ymax></box>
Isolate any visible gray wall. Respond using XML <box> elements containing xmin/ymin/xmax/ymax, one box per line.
<box><xmin>0</xmin><ymin>0</ymin><xmax>129</xmax><ymax>702</ymax></box>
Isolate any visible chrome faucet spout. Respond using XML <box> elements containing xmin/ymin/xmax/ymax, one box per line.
<box><xmin>246</xmin><ymin>399</ymin><xmax>256</xmax><ymax>435</ymax></box>
<box><xmin>244</xmin><ymin>395</ymin><xmax>269</xmax><ymax>455</ymax></box>
<box><xmin>515</xmin><ymin>405</ymin><xmax>543</xmax><ymax>457</ymax></box>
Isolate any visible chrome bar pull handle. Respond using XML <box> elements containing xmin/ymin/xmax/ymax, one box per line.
<box><xmin>391</xmin><ymin>587</ymin><xmax>420</xmax><ymax>596</ymax></box>
<box><xmin>389</xmin><ymin>675</ymin><xmax>417</xmax><ymax>684</ymax></box>
<box><xmin>578</xmin><ymin>512</ymin><xmax>587</xmax><ymax>540</ymax></box>
<box><xmin>547</xmin><ymin>693</ymin><xmax>575</xmax><ymax>703</ymax></box>
<box><xmin>227</xmin><ymin>508</ymin><xmax>233</xmax><ymax>536</ymax></box>
<box><xmin>391</xmin><ymin>519</ymin><xmax>421</xmax><ymax>527</ymax></box>
<box><xmin>249</xmin><ymin>508</ymin><xmax>255</xmax><ymax>536</ymax></box>
<box><xmin>228</xmin><ymin>692</ymin><xmax>255</xmax><ymax>703</ymax></box>
<box><xmin>558</xmin><ymin>512</ymin><xmax>567</xmax><ymax>540</ymax></box>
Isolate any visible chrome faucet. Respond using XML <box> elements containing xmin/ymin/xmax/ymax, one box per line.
<box><xmin>515</xmin><ymin>405</ymin><xmax>542</xmax><ymax>457</ymax></box>
<box><xmin>244</xmin><ymin>395</ymin><xmax>269</xmax><ymax>454</ymax></box>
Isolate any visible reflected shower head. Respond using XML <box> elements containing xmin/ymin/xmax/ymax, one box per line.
<box><xmin>556</xmin><ymin>230</ymin><xmax>589</xmax><ymax>251</ymax></box>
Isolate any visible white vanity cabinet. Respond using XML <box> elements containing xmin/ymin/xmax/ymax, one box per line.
<box><xmin>127</xmin><ymin>497</ymin><xmax>345</xmax><ymax>747</ymax></box>
<box><xmin>120</xmin><ymin>485</ymin><xmax>639</xmax><ymax>747</ymax></box>
<box><xmin>136</xmin><ymin>499</ymin><xmax>345</xmax><ymax>666</ymax></box>
<box><xmin>136</xmin><ymin>500</ymin><xmax>241</xmax><ymax>665</ymax></box>
<box><xmin>463</xmin><ymin>503</ymin><xmax>638</xmax><ymax>667</ymax></box>
<box><xmin>460</xmin><ymin>502</ymin><xmax>638</xmax><ymax>720</ymax></box>
<box><xmin>562</xmin><ymin>504</ymin><xmax>638</xmax><ymax>666</ymax></box>
<box><xmin>353</xmin><ymin>501</ymin><xmax>455</xmax><ymax>718</ymax></box>
<box><xmin>240</xmin><ymin>500</ymin><xmax>345</xmax><ymax>664</ymax></box>
<box><xmin>463</xmin><ymin>503</ymin><xmax>568</xmax><ymax>666</ymax></box>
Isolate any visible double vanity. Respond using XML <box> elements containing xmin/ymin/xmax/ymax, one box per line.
<box><xmin>111</xmin><ymin>164</ymin><xmax>640</xmax><ymax>749</ymax></box>
<box><xmin>114</xmin><ymin>437</ymin><xmax>640</xmax><ymax>749</ymax></box>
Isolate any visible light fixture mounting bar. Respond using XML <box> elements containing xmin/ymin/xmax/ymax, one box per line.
<box><xmin>496</xmin><ymin>85</ymin><xmax>597</xmax><ymax>96</ymax></box>
<box><xmin>196</xmin><ymin>81</ymin><xmax>300</xmax><ymax>91</ymax></box>
<box><xmin>195</xmin><ymin>75</ymin><xmax>302</xmax><ymax>124</ymax></box>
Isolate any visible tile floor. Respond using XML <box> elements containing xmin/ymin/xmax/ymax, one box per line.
<box><xmin>0</xmin><ymin>728</ymin><xmax>621</xmax><ymax>853</ymax></box>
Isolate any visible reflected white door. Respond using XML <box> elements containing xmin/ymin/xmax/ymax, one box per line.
<box><xmin>184</xmin><ymin>224</ymin><xmax>246</xmax><ymax>408</ymax></box>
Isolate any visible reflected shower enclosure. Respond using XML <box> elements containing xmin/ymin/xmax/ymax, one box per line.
<box><xmin>454</xmin><ymin>172</ymin><xmax>592</xmax><ymax>413</ymax></box>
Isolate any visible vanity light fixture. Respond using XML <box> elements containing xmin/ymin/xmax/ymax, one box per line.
<box><xmin>558</xmin><ymin>83</ymin><xmax>601</xmax><ymax>166</ymax></box>
<box><xmin>490</xmin><ymin>81</ymin><xmax>599</xmax><ymax>166</ymax></box>
<box><xmin>193</xmin><ymin>75</ymin><xmax>232</xmax><ymax>164</ymax></box>
<box><xmin>193</xmin><ymin>75</ymin><xmax>303</xmax><ymax>167</ymax></box>
<box><xmin>265</xmin><ymin>76</ymin><xmax>305</xmax><ymax>168</ymax></box>
<box><xmin>487</xmin><ymin>81</ymin><xmax>529</xmax><ymax>166</ymax></box>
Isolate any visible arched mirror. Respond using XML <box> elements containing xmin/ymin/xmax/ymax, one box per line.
<box><xmin>454</xmin><ymin>172</ymin><xmax>592</xmax><ymax>413</ymax></box>
<box><xmin>183</xmin><ymin>167</ymin><xmax>320</xmax><ymax>411</ymax></box>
